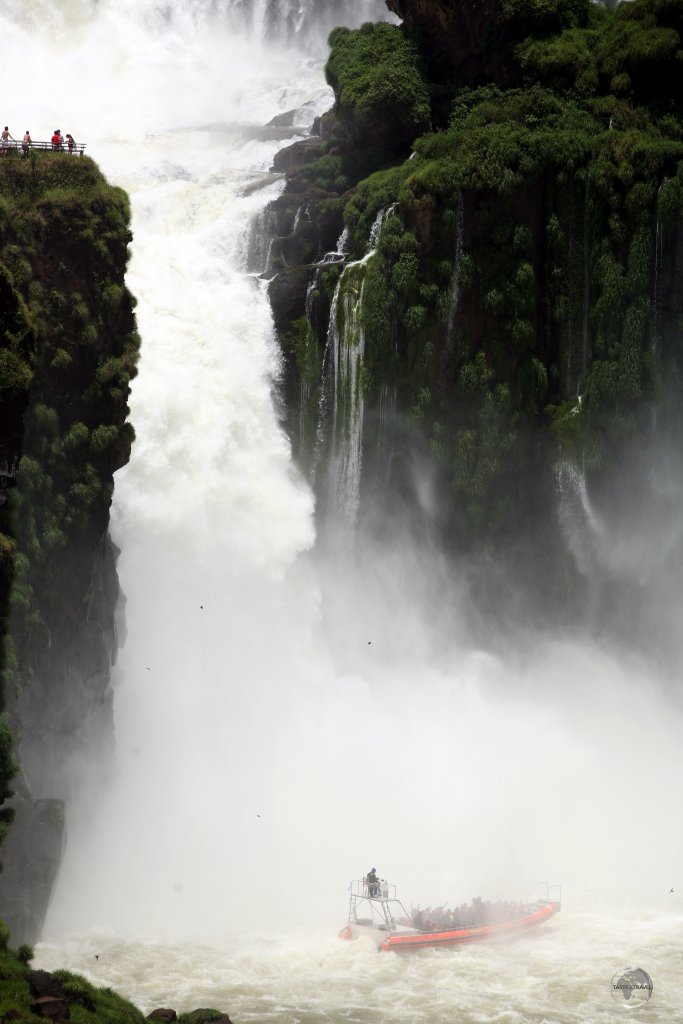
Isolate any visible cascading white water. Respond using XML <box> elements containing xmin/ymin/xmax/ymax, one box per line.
<box><xmin>329</xmin><ymin>265</ymin><xmax>368</xmax><ymax>534</ymax></box>
<box><xmin>375</xmin><ymin>382</ymin><xmax>397</xmax><ymax>484</ymax></box>
<box><xmin>2</xmin><ymin>3</ymin><xmax>683</xmax><ymax>1021</ymax></box>
<box><xmin>556</xmin><ymin>454</ymin><xmax>683</xmax><ymax>622</ymax></box>
<box><xmin>236</xmin><ymin>0</ymin><xmax>392</xmax><ymax>44</ymax></box>
<box><xmin>324</xmin><ymin>208</ymin><xmax>391</xmax><ymax>540</ymax></box>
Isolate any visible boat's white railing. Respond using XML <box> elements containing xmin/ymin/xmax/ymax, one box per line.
<box><xmin>350</xmin><ymin>878</ymin><xmax>397</xmax><ymax>901</ymax></box>
<box><xmin>526</xmin><ymin>881</ymin><xmax>562</xmax><ymax>906</ymax></box>
<box><xmin>547</xmin><ymin>883</ymin><xmax>562</xmax><ymax>905</ymax></box>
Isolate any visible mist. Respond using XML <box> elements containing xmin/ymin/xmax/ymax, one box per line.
<box><xmin>44</xmin><ymin>470</ymin><xmax>683</xmax><ymax>938</ymax></box>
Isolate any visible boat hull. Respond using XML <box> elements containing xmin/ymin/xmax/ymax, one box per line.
<box><xmin>378</xmin><ymin>901</ymin><xmax>561</xmax><ymax>951</ymax></box>
<box><xmin>341</xmin><ymin>900</ymin><xmax>561</xmax><ymax>951</ymax></box>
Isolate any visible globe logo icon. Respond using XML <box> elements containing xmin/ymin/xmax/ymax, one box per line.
<box><xmin>611</xmin><ymin>967</ymin><xmax>653</xmax><ymax>1007</ymax></box>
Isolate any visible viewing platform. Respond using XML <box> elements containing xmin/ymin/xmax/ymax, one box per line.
<box><xmin>2</xmin><ymin>140</ymin><xmax>87</xmax><ymax>157</ymax></box>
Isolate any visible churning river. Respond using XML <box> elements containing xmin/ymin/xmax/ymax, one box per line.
<box><xmin>2</xmin><ymin>1</ymin><xmax>682</xmax><ymax>1021</ymax></box>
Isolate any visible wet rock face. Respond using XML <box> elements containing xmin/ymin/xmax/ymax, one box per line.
<box><xmin>385</xmin><ymin>0</ymin><xmax>591</xmax><ymax>87</ymax></box>
<box><xmin>385</xmin><ymin>0</ymin><xmax>500</xmax><ymax>84</ymax></box>
<box><xmin>14</xmin><ymin>532</ymin><xmax>120</xmax><ymax>801</ymax></box>
<box><xmin>146</xmin><ymin>1013</ymin><xmax>232</xmax><ymax>1024</ymax></box>
<box><xmin>29</xmin><ymin>973</ymin><xmax>69</xmax><ymax>1021</ymax></box>
<box><xmin>0</xmin><ymin>158</ymin><xmax>139</xmax><ymax>946</ymax></box>
<box><xmin>0</xmin><ymin>531</ymin><xmax>121</xmax><ymax>944</ymax></box>
<box><xmin>29</xmin><ymin>971</ymin><xmax>67</xmax><ymax>1000</ymax></box>
<box><xmin>0</xmin><ymin>798</ymin><xmax>65</xmax><ymax>946</ymax></box>
<box><xmin>271</xmin><ymin>137</ymin><xmax>327</xmax><ymax>175</ymax></box>
<box><xmin>29</xmin><ymin>995</ymin><xmax>70</xmax><ymax>1020</ymax></box>
<box><xmin>263</xmin><ymin>126</ymin><xmax>350</xmax><ymax>424</ymax></box>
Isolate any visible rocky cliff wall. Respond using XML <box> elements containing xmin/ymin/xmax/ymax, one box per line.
<box><xmin>0</xmin><ymin>153</ymin><xmax>139</xmax><ymax>943</ymax></box>
<box><xmin>264</xmin><ymin>2</ymin><xmax>683</xmax><ymax>636</ymax></box>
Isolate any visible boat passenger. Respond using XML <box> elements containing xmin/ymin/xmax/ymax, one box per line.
<box><xmin>366</xmin><ymin>868</ymin><xmax>380</xmax><ymax>897</ymax></box>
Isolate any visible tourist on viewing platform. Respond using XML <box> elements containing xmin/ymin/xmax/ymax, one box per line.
<box><xmin>66</xmin><ymin>133</ymin><xmax>75</xmax><ymax>154</ymax></box>
<box><xmin>51</xmin><ymin>129</ymin><xmax>62</xmax><ymax>150</ymax></box>
<box><xmin>1</xmin><ymin>127</ymin><xmax>14</xmax><ymax>156</ymax></box>
<box><xmin>21</xmin><ymin>130</ymin><xmax>31</xmax><ymax>157</ymax></box>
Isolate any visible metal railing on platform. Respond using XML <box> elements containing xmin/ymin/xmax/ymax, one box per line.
<box><xmin>1</xmin><ymin>140</ymin><xmax>87</xmax><ymax>156</ymax></box>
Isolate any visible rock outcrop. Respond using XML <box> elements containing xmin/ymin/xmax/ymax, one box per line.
<box><xmin>386</xmin><ymin>0</ymin><xmax>502</xmax><ymax>84</ymax></box>
<box><xmin>0</xmin><ymin>154</ymin><xmax>139</xmax><ymax>942</ymax></box>
<box><xmin>262</xmin><ymin>0</ymin><xmax>683</xmax><ymax>642</ymax></box>
<box><xmin>385</xmin><ymin>0</ymin><xmax>591</xmax><ymax>87</ymax></box>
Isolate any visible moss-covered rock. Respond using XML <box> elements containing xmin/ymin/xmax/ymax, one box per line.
<box><xmin>325</xmin><ymin>22</ymin><xmax>431</xmax><ymax>150</ymax></box>
<box><xmin>0</xmin><ymin>953</ymin><xmax>145</xmax><ymax>1024</ymax></box>
<box><xmin>0</xmin><ymin>152</ymin><xmax>139</xmax><ymax>942</ymax></box>
<box><xmin>265</xmin><ymin>0</ymin><xmax>683</xmax><ymax>615</ymax></box>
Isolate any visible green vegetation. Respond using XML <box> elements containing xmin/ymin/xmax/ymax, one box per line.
<box><xmin>0</xmin><ymin>152</ymin><xmax>139</xmax><ymax>902</ymax></box>
<box><xmin>326</xmin><ymin>23</ymin><xmax>431</xmax><ymax>150</ymax></box>
<box><xmin>0</xmin><ymin>940</ymin><xmax>146</xmax><ymax>1023</ymax></box>
<box><xmin>0</xmin><ymin>720</ymin><xmax>17</xmax><ymax>848</ymax></box>
<box><xmin>0</xmin><ymin>154</ymin><xmax>139</xmax><ymax>693</ymax></box>
<box><xmin>292</xmin><ymin>0</ymin><xmax>683</xmax><ymax>541</ymax></box>
<box><xmin>51</xmin><ymin>971</ymin><xmax>145</xmax><ymax>1024</ymax></box>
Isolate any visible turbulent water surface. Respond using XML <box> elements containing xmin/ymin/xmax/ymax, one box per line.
<box><xmin>1</xmin><ymin>1</ymin><xmax>682</xmax><ymax>1021</ymax></box>
<box><xmin>33</xmin><ymin>887</ymin><xmax>683</xmax><ymax>1023</ymax></box>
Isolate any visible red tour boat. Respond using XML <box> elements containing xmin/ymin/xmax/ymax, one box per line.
<box><xmin>339</xmin><ymin>877</ymin><xmax>561</xmax><ymax>951</ymax></box>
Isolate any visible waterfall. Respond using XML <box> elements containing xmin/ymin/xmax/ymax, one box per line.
<box><xmin>578</xmin><ymin>183</ymin><xmax>591</xmax><ymax>395</ymax></box>
<box><xmin>556</xmin><ymin>457</ymin><xmax>681</xmax><ymax>590</ymax></box>
<box><xmin>227</xmin><ymin>0</ymin><xmax>395</xmax><ymax>47</ymax></box>
<box><xmin>445</xmin><ymin>192</ymin><xmax>465</xmax><ymax>348</ymax></box>
<box><xmin>245</xmin><ymin>205</ymin><xmax>279</xmax><ymax>276</ymax></box>
<box><xmin>375</xmin><ymin>382</ymin><xmax>397</xmax><ymax>486</ymax></box>
<box><xmin>556</xmin><ymin>460</ymin><xmax>605</xmax><ymax>578</ymax></box>
<box><xmin>0</xmin><ymin>0</ymin><xmax>357</xmax><ymax>937</ymax></box>
<box><xmin>291</xmin><ymin>226</ymin><xmax>352</xmax><ymax>466</ymax></box>
<box><xmin>652</xmin><ymin>180</ymin><xmax>667</xmax><ymax>361</ymax></box>
<box><xmin>324</xmin><ymin>208</ymin><xmax>389</xmax><ymax>541</ymax></box>
<box><xmin>327</xmin><ymin>264</ymin><xmax>369</xmax><ymax>535</ymax></box>
<box><xmin>556</xmin><ymin>181</ymin><xmax>591</xmax><ymax>398</ymax></box>
<box><xmin>562</xmin><ymin>200</ymin><xmax>576</xmax><ymax>396</ymax></box>
<box><xmin>3</xmin><ymin>6</ymin><xmax>683</xmax><ymax>1012</ymax></box>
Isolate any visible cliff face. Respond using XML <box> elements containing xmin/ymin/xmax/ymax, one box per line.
<box><xmin>385</xmin><ymin>0</ymin><xmax>591</xmax><ymax>87</ymax></box>
<box><xmin>0</xmin><ymin>153</ymin><xmax>139</xmax><ymax>942</ymax></box>
<box><xmin>265</xmin><ymin>1</ymin><xmax>683</xmax><ymax>635</ymax></box>
<box><xmin>386</xmin><ymin>0</ymin><xmax>502</xmax><ymax>84</ymax></box>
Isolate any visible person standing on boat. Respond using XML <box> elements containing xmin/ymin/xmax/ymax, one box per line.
<box><xmin>366</xmin><ymin>868</ymin><xmax>380</xmax><ymax>898</ymax></box>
